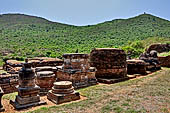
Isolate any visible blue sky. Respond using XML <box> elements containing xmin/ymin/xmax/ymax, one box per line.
<box><xmin>0</xmin><ymin>0</ymin><xmax>170</xmax><ymax>26</ymax></box>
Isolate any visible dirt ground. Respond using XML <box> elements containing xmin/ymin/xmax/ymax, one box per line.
<box><xmin>1</xmin><ymin>96</ymin><xmax>87</xmax><ymax>113</ymax></box>
<box><xmin>1</xmin><ymin>69</ymin><xmax>170</xmax><ymax>113</ymax></box>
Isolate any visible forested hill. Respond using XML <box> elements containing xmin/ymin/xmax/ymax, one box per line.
<box><xmin>0</xmin><ymin>13</ymin><xmax>170</xmax><ymax>60</ymax></box>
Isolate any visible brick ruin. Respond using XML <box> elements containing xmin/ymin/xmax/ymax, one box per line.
<box><xmin>36</xmin><ymin>71</ymin><xmax>56</xmax><ymax>96</ymax></box>
<box><xmin>146</xmin><ymin>43</ymin><xmax>170</xmax><ymax>53</ymax></box>
<box><xmin>90</xmin><ymin>48</ymin><xmax>127</xmax><ymax>78</ymax></box>
<box><xmin>158</xmin><ymin>56</ymin><xmax>170</xmax><ymax>67</ymax></box>
<box><xmin>27</xmin><ymin>57</ymin><xmax>63</xmax><ymax>68</ymax></box>
<box><xmin>47</xmin><ymin>81</ymin><xmax>80</xmax><ymax>104</ymax></box>
<box><xmin>56</xmin><ymin>53</ymin><xmax>97</xmax><ymax>89</ymax></box>
<box><xmin>3</xmin><ymin>60</ymin><xmax>23</xmax><ymax>74</ymax></box>
<box><xmin>10</xmin><ymin>62</ymin><xmax>46</xmax><ymax>109</ymax></box>
<box><xmin>127</xmin><ymin>59</ymin><xmax>147</xmax><ymax>75</ymax></box>
<box><xmin>0</xmin><ymin>74</ymin><xmax>18</xmax><ymax>94</ymax></box>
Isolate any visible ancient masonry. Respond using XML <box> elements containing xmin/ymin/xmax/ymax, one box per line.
<box><xmin>36</xmin><ymin>71</ymin><xmax>56</xmax><ymax>96</ymax></box>
<box><xmin>10</xmin><ymin>62</ymin><xmax>46</xmax><ymax>109</ymax></box>
<box><xmin>27</xmin><ymin>57</ymin><xmax>63</xmax><ymax>68</ymax></box>
<box><xmin>0</xmin><ymin>74</ymin><xmax>18</xmax><ymax>94</ymax></box>
<box><xmin>47</xmin><ymin>81</ymin><xmax>80</xmax><ymax>104</ymax></box>
<box><xmin>127</xmin><ymin>59</ymin><xmax>147</xmax><ymax>75</ymax></box>
<box><xmin>90</xmin><ymin>48</ymin><xmax>127</xmax><ymax>79</ymax></box>
<box><xmin>56</xmin><ymin>53</ymin><xmax>97</xmax><ymax>89</ymax></box>
<box><xmin>158</xmin><ymin>56</ymin><xmax>170</xmax><ymax>67</ymax></box>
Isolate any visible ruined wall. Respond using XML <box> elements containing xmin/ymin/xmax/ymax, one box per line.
<box><xmin>158</xmin><ymin>56</ymin><xmax>170</xmax><ymax>67</ymax></box>
<box><xmin>127</xmin><ymin>59</ymin><xmax>147</xmax><ymax>75</ymax></box>
<box><xmin>90</xmin><ymin>48</ymin><xmax>127</xmax><ymax>78</ymax></box>
<box><xmin>0</xmin><ymin>74</ymin><xmax>18</xmax><ymax>94</ymax></box>
<box><xmin>147</xmin><ymin>43</ymin><xmax>170</xmax><ymax>53</ymax></box>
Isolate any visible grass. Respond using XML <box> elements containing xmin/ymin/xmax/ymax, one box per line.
<box><xmin>25</xmin><ymin>68</ymin><xmax>170</xmax><ymax>113</ymax></box>
<box><xmin>2</xmin><ymin>92</ymin><xmax>17</xmax><ymax>100</ymax></box>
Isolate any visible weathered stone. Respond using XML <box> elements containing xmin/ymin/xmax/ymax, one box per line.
<box><xmin>127</xmin><ymin>59</ymin><xmax>147</xmax><ymax>75</ymax></box>
<box><xmin>158</xmin><ymin>56</ymin><xmax>170</xmax><ymax>67</ymax></box>
<box><xmin>90</xmin><ymin>48</ymin><xmax>127</xmax><ymax>79</ymax></box>
<box><xmin>36</xmin><ymin>71</ymin><xmax>55</xmax><ymax>95</ymax></box>
<box><xmin>10</xmin><ymin>62</ymin><xmax>46</xmax><ymax>109</ymax></box>
<box><xmin>0</xmin><ymin>74</ymin><xmax>18</xmax><ymax>94</ymax></box>
<box><xmin>139</xmin><ymin>50</ymin><xmax>161</xmax><ymax>71</ymax></box>
<box><xmin>146</xmin><ymin>43</ymin><xmax>170</xmax><ymax>53</ymax></box>
<box><xmin>47</xmin><ymin>81</ymin><xmax>80</xmax><ymax>104</ymax></box>
<box><xmin>57</xmin><ymin>53</ymin><xmax>97</xmax><ymax>89</ymax></box>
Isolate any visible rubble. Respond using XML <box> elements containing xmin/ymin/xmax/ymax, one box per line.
<box><xmin>57</xmin><ymin>53</ymin><xmax>97</xmax><ymax>89</ymax></box>
<box><xmin>139</xmin><ymin>50</ymin><xmax>161</xmax><ymax>71</ymax></box>
<box><xmin>47</xmin><ymin>81</ymin><xmax>80</xmax><ymax>104</ymax></box>
<box><xmin>10</xmin><ymin>62</ymin><xmax>46</xmax><ymax>109</ymax></box>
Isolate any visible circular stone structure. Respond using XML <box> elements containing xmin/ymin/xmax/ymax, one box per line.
<box><xmin>90</xmin><ymin>48</ymin><xmax>127</xmax><ymax>78</ymax></box>
<box><xmin>47</xmin><ymin>81</ymin><xmax>80</xmax><ymax>104</ymax></box>
<box><xmin>36</xmin><ymin>71</ymin><xmax>55</xmax><ymax>95</ymax></box>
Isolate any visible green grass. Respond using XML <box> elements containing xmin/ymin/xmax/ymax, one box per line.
<box><xmin>2</xmin><ymin>92</ymin><xmax>17</xmax><ymax>100</ymax></box>
<box><xmin>25</xmin><ymin>68</ymin><xmax>170</xmax><ymax>113</ymax></box>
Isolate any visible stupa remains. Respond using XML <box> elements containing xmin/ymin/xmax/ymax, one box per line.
<box><xmin>56</xmin><ymin>53</ymin><xmax>97</xmax><ymax>89</ymax></box>
<box><xmin>90</xmin><ymin>48</ymin><xmax>127</xmax><ymax>83</ymax></box>
<box><xmin>47</xmin><ymin>81</ymin><xmax>80</xmax><ymax>104</ymax></box>
<box><xmin>10</xmin><ymin>61</ymin><xmax>46</xmax><ymax>109</ymax></box>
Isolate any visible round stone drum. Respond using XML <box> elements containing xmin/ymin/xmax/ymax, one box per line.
<box><xmin>90</xmin><ymin>48</ymin><xmax>127</xmax><ymax>78</ymax></box>
<box><xmin>36</xmin><ymin>71</ymin><xmax>55</xmax><ymax>95</ymax></box>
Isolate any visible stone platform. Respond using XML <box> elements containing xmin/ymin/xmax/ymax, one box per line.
<box><xmin>47</xmin><ymin>81</ymin><xmax>80</xmax><ymax>104</ymax></box>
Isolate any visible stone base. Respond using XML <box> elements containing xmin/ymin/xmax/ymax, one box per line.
<box><xmin>47</xmin><ymin>90</ymin><xmax>80</xmax><ymax>104</ymax></box>
<box><xmin>0</xmin><ymin>107</ymin><xmax>5</xmax><ymax>112</ymax></box>
<box><xmin>97</xmin><ymin>77</ymin><xmax>129</xmax><ymax>84</ymax></box>
<box><xmin>10</xmin><ymin>100</ymin><xmax>46</xmax><ymax>110</ymax></box>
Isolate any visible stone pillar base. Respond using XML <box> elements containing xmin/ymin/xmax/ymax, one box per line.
<box><xmin>10</xmin><ymin>100</ymin><xmax>46</xmax><ymax>110</ymax></box>
<box><xmin>47</xmin><ymin>90</ymin><xmax>80</xmax><ymax>104</ymax></box>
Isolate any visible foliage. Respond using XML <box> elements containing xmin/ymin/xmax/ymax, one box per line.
<box><xmin>0</xmin><ymin>13</ymin><xmax>170</xmax><ymax>65</ymax></box>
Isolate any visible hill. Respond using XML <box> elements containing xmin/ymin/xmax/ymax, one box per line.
<box><xmin>0</xmin><ymin>13</ymin><xmax>170</xmax><ymax>63</ymax></box>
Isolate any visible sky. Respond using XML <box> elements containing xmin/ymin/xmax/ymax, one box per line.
<box><xmin>0</xmin><ymin>0</ymin><xmax>170</xmax><ymax>26</ymax></box>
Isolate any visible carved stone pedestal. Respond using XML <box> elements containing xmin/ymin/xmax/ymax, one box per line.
<box><xmin>10</xmin><ymin>62</ymin><xmax>46</xmax><ymax>110</ymax></box>
<box><xmin>36</xmin><ymin>71</ymin><xmax>56</xmax><ymax>95</ymax></box>
<box><xmin>47</xmin><ymin>81</ymin><xmax>80</xmax><ymax>104</ymax></box>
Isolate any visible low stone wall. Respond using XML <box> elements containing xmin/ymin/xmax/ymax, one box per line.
<box><xmin>158</xmin><ymin>56</ymin><xmax>170</xmax><ymax>67</ymax></box>
<box><xmin>0</xmin><ymin>74</ymin><xmax>18</xmax><ymax>94</ymax></box>
<box><xmin>147</xmin><ymin>43</ymin><xmax>170</xmax><ymax>53</ymax></box>
<box><xmin>127</xmin><ymin>59</ymin><xmax>147</xmax><ymax>75</ymax></box>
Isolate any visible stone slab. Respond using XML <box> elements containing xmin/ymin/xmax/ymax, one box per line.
<box><xmin>10</xmin><ymin>100</ymin><xmax>46</xmax><ymax>110</ymax></box>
